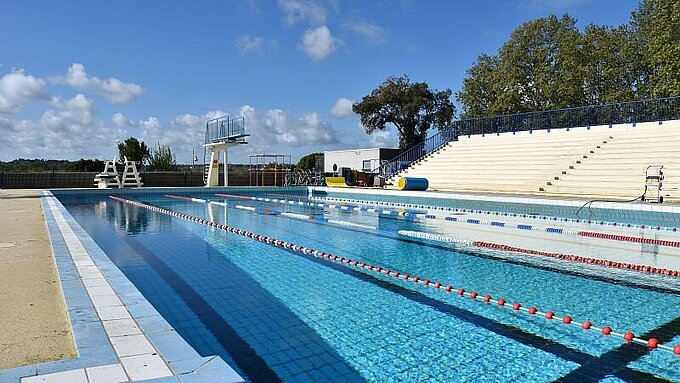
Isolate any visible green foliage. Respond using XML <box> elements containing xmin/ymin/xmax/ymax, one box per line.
<box><xmin>498</xmin><ymin>15</ymin><xmax>583</xmax><ymax>113</ymax></box>
<box><xmin>457</xmin><ymin>2</ymin><xmax>680</xmax><ymax>118</ymax></box>
<box><xmin>458</xmin><ymin>15</ymin><xmax>583</xmax><ymax>117</ymax></box>
<box><xmin>457</xmin><ymin>54</ymin><xmax>502</xmax><ymax>118</ymax></box>
<box><xmin>0</xmin><ymin>159</ymin><xmax>70</xmax><ymax>171</ymax></box>
<box><xmin>0</xmin><ymin>158</ymin><xmax>104</xmax><ymax>172</ymax></box>
<box><xmin>297</xmin><ymin>152</ymin><xmax>323</xmax><ymax>170</ymax></box>
<box><xmin>353</xmin><ymin>75</ymin><xmax>455</xmax><ymax>149</ymax></box>
<box><xmin>632</xmin><ymin>0</ymin><xmax>680</xmax><ymax>97</ymax></box>
<box><xmin>67</xmin><ymin>159</ymin><xmax>106</xmax><ymax>172</ymax></box>
<box><xmin>147</xmin><ymin>143</ymin><xmax>177</xmax><ymax>171</ymax></box>
<box><xmin>580</xmin><ymin>24</ymin><xmax>642</xmax><ymax>104</ymax></box>
<box><xmin>117</xmin><ymin>137</ymin><xmax>150</xmax><ymax>165</ymax></box>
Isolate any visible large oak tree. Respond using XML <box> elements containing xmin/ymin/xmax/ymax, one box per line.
<box><xmin>353</xmin><ymin>75</ymin><xmax>455</xmax><ymax>149</ymax></box>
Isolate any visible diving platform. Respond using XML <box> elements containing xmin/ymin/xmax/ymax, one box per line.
<box><xmin>204</xmin><ymin>115</ymin><xmax>249</xmax><ymax>187</ymax></box>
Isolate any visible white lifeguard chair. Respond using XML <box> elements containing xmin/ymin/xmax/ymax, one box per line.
<box><xmin>204</xmin><ymin>115</ymin><xmax>248</xmax><ymax>187</ymax></box>
<box><xmin>121</xmin><ymin>156</ymin><xmax>143</xmax><ymax>188</ymax></box>
<box><xmin>94</xmin><ymin>158</ymin><xmax>121</xmax><ymax>188</ymax></box>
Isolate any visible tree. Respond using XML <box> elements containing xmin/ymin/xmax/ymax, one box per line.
<box><xmin>458</xmin><ymin>15</ymin><xmax>584</xmax><ymax>116</ymax></box>
<box><xmin>456</xmin><ymin>54</ymin><xmax>502</xmax><ymax>119</ymax></box>
<box><xmin>353</xmin><ymin>75</ymin><xmax>455</xmax><ymax>149</ymax></box>
<box><xmin>117</xmin><ymin>137</ymin><xmax>150</xmax><ymax>165</ymax></box>
<box><xmin>580</xmin><ymin>24</ymin><xmax>641</xmax><ymax>105</ymax></box>
<box><xmin>457</xmin><ymin>2</ymin><xmax>680</xmax><ymax>118</ymax></box>
<box><xmin>147</xmin><ymin>143</ymin><xmax>177</xmax><ymax>171</ymax></box>
<box><xmin>632</xmin><ymin>0</ymin><xmax>680</xmax><ymax>97</ymax></box>
<box><xmin>67</xmin><ymin>159</ymin><xmax>106</xmax><ymax>172</ymax></box>
<box><xmin>297</xmin><ymin>152</ymin><xmax>322</xmax><ymax>170</ymax></box>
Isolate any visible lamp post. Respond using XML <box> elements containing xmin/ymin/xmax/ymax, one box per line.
<box><xmin>191</xmin><ymin>149</ymin><xmax>199</xmax><ymax>185</ymax></box>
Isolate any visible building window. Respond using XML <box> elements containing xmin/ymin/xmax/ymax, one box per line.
<box><xmin>362</xmin><ymin>160</ymin><xmax>372</xmax><ymax>172</ymax></box>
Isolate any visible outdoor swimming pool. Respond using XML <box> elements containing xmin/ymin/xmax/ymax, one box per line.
<box><xmin>55</xmin><ymin>188</ymin><xmax>680</xmax><ymax>382</ymax></box>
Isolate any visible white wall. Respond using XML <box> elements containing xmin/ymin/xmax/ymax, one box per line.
<box><xmin>324</xmin><ymin>148</ymin><xmax>382</xmax><ymax>174</ymax></box>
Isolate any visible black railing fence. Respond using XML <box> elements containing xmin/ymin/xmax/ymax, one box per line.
<box><xmin>0</xmin><ymin>171</ymin><xmax>256</xmax><ymax>189</ymax></box>
<box><xmin>379</xmin><ymin>96</ymin><xmax>680</xmax><ymax>178</ymax></box>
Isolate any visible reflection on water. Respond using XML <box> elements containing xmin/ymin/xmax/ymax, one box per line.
<box><xmin>95</xmin><ymin>200</ymin><xmax>175</xmax><ymax>235</ymax></box>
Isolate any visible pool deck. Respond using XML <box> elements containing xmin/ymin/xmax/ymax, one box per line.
<box><xmin>0</xmin><ymin>189</ymin><xmax>76</xmax><ymax>370</ymax></box>
<box><xmin>0</xmin><ymin>190</ymin><xmax>244</xmax><ymax>383</ymax></box>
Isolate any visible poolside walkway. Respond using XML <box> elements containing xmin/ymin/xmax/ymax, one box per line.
<box><xmin>0</xmin><ymin>189</ymin><xmax>76</xmax><ymax>369</ymax></box>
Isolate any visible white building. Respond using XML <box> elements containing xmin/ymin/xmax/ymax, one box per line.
<box><xmin>323</xmin><ymin>148</ymin><xmax>401</xmax><ymax>174</ymax></box>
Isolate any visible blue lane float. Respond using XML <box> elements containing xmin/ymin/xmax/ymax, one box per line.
<box><xmin>397</xmin><ymin>177</ymin><xmax>429</xmax><ymax>191</ymax></box>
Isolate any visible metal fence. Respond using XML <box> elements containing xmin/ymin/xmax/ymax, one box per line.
<box><xmin>379</xmin><ymin>95</ymin><xmax>680</xmax><ymax>178</ymax></box>
<box><xmin>0</xmin><ymin>171</ymin><xmax>253</xmax><ymax>189</ymax></box>
<box><xmin>284</xmin><ymin>169</ymin><xmax>325</xmax><ymax>186</ymax></box>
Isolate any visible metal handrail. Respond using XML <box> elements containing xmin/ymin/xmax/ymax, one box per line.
<box><xmin>378</xmin><ymin>95</ymin><xmax>680</xmax><ymax>179</ymax></box>
<box><xmin>205</xmin><ymin>115</ymin><xmax>247</xmax><ymax>144</ymax></box>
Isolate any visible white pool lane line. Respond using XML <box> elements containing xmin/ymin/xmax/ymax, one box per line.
<box><xmin>34</xmin><ymin>193</ymin><xmax>244</xmax><ymax>383</ymax></box>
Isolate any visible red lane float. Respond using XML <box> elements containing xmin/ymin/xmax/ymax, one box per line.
<box><xmin>210</xmin><ymin>193</ymin><xmax>680</xmax><ymax>278</ymax></box>
<box><xmin>164</xmin><ymin>194</ymin><xmax>195</xmax><ymax>201</ymax></box>
<box><xmin>108</xmin><ymin>195</ymin><xmax>679</xmax><ymax>355</ymax></box>
<box><xmin>579</xmin><ymin>230</ymin><xmax>680</xmax><ymax>248</ymax></box>
<box><xmin>214</xmin><ymin>193</ymin><xmax>256</xmax><ymax>201</ymax></box>
<box><xmin>473</xmin><ymin>240</ymin><xmax>680</xmax><ymax>278</ymax></box>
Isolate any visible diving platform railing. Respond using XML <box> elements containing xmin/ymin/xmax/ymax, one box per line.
<box><xmin>205</xmin><ymin>115</ymin><xmax>247</xmax><ymax>144</ymax></box>
<box><xmin>378</xmin><ymin>95</ymin><xmax>680</xmax><ymax>179</ymax></box>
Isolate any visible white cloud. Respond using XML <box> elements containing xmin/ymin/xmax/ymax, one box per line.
<box><xmin>240</xmin><ymin>105</ymin><xmax>338</xmax><ymax>148</ymax></box>
<box><xmin>0</xmin><ymin>94</ymin><xmax>127</xmax><ymax>160</ymax></box>
<box><xmin>52</xmin><ymin>63</ymin><xmax>143</xmax><ymax>104</ymax></box>
<box><xmin>369</xmin><ymin>129</ymin><xmax>395</xmax><ymax>147</ymax></box>
<box><xmin>204</xmin><ymin>110</ymin><xmax>228</xmax><ymax>121</ymax></box>
<box><xmin>139</xmin><ymin>117</ymin><xmax>162</xmax><ymax>131</ymax></box>
<box><xmin>135</xmin><ymin>111</ymin><xmax>224</xmax><ymax>163</ymax></box>
<box><xmin>358</xmin><ymin>121</ymin><xmax>397</xmax><ymax>148</ymax></box>
<box><xmin>0</xmin><ymin>69</ymin><xmax>49</xmax><ymax>114</ymax></box>
<box><xmin>112</xmin><ymin>112</ymin><xmax>133</xmax><ymax>128</ymax></box>
<box><xmin>330</xmin><ymin>97</ymin><xmax>355</xmax><ymax>118</ymax></box>
<box><xmin>43</xmin><ymin>94</ymin><xmax>96</xmax><ymax>127</ymax></box>
<box><xmin>300</xmin><ymin>25</ymin><xmax>337</xmax><ymax>61</ymax></box>
<box><xmin>278</xmin><ymin>0</ymin><xmax>327</xmax><ymax>25</ymax></box>
<box><xmin>172</xmin><ymin>113</ymin><xmax>202</xmax><ymax>127</ymax></box>
<box><xmin>236</xmin><ymin>35</ymin><xmax>274</xmax><ymax>55</ymax></box>
<box><xmin>344</xmin><ymin>21</ymin><xmax>388</xmax><ymax>45</ymax></box>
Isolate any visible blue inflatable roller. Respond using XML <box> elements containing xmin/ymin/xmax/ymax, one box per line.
<box><xmin>397</xmin><ymin>177</ymin><xmax>428</xmax><ymax>191</ymax></box>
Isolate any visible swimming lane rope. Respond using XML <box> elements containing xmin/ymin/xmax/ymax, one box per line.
<box><xmin>211</xmin><ymin>194</ymin><xmax>680</xmax><ymax>278</ymax></box>
<box><xmin>109</xmin><ymin>195</ymin><xmax>679</xmax><ymax>354</ymax></box>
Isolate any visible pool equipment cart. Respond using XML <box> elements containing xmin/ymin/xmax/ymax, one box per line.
<box><xmin>204</xmin><ymin>115</ymin><xmax>249</xmax><ymax>187</ymax></box>
<box><xmin>642</xmin><ymin>165</ymin><xmax>664</xmax><ymax>203</ymax></box>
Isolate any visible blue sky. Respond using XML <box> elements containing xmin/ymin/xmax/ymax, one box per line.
<box><xmin>0</xmin><ymin>0</ymin><xmax>640</xmax><ymax>163</ymax></box>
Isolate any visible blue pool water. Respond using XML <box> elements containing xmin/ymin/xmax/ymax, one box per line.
<box><xmin>57</xmin><ymin>190</ymin><xmax>680</xmax><ymax>382</ymax></box>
